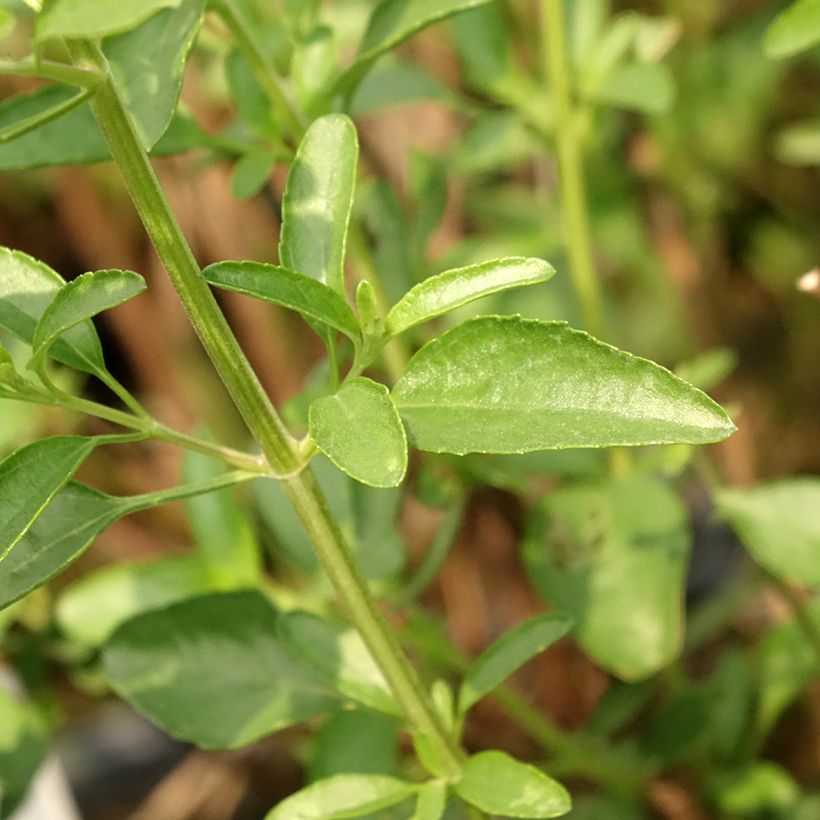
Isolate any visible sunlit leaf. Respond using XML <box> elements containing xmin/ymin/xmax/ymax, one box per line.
<box><xmin>765</xmin><ymin>0</ymin><xmax>820</xmax><ymax>58</ymax></box>
<box><xmin>36</xmin><ymin>0</ymin><xmax>181</xmax><ymax>41</ymax></box>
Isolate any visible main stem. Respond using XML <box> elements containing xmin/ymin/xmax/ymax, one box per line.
<box><xmin>540</xmin><ymin>0</ymin><xmax>604</xmax><ymax>339</ymax></box>
<box><xmin>68</xmin><ymin>39</ymin><xmax>463</xmax><ymax>777</ymax></box>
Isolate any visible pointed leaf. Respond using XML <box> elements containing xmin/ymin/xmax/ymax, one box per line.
<box><xmin>203</xmin><ymin>261</ymin><xmax>360</xmax><ymax>343</ymax></box>
<box><xmin>309</xmin><ymin>377</ymin><xmax>407</xmax><ymax>487</ymax></box>
<box><xmin>522</xmin><ymin>476</ymin><xmax>690</xmax><ymax>680</ymax></box>
<box><xmin>385</xmin><ymin>257</ymin><xmax>555</xmax><ymax>336</ymax></box>
<box><xmin>30</xmin><ymin>268</ymin><xmax>145</xmax><ymax>372</ymax></box>
<box><xmin>412</xmin><ymin>780</ymin><xmax>447</xmax><ymax>820</ymax></box>
<box><xmin>0</xmin><ymin>436</ymin><xmax>97</xmax><ymax>564</ymax></box>
<box><xmin>392</xmin><ymin>317</ymin><xmax>735</xmax><ymax>455</ymax></box>
<box><xmin>103</xmin><ymin>591</ymin><xmax>339</xmax><ymax>749</ymax></box>
<box><xmin>36</xmin><ymin>0</ymin><xmax>181</xmax><ymax>41</ymax></box>
<box><xmin>279</xmin><ymin>114</ymin><xmax>358</xmax><ymax>294</ymax></box>
<box><xmin>455</xmin><ymin>750</ymin><xmax>571</xmax><ymax>818</ymax></box>
<box><xmin>266</xmin><ymin>774</ymin><xmax>416</xmax><ymax>820</ymax></box>
<box><xmin>717</xmin><ymin>479</ymin><xmax>820</xmax><ymax>586</ymax></box>
<box><xmin>277</xmin><ymin>610</ymin><xmax>400</xmax><ymax>716</ymax></box>
<box><xmin>765</xmin><ymin>0</ymin><xmax>820</xmax><ymax>58</ymax></box>
<box><xmin>0</xmin><ymin>246</ymin><xmax>104</xmax><ymax>374</ymax></box>
<box><xmin>458</xmin><ymin>613</ymin><xmax>573</xmax><ymax>715</ymax></box>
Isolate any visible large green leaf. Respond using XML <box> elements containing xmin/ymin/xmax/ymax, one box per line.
<box><xmin>202</xmin><ymin>261</ymin><xmax>361</xmax><ymax>343</ymax></box>
<box><xmin>30</xmin><ymin>268</ymin><xmax>145</xmax><ymax>372</ymax></box>
<box><xmin>0</xmin><ymin>246</ymin><xmax>104</xmax><ymax>374</ymax></box>
<box><xmin>309</xmin><ymin>377</ymin><xmax>407</xmax><ymax>488</ymax></box>
<box><xmin>391</xmin><ymin>317</ymin><xmax>735</xmax><ymax>455</ymax></box>
<box><xmin>717</xmin><ymin>479</ymin><xmax>820</xmax><ymax>586</ymax></box>
<box><xmin>267</xmin><ymin>774</ymin><xmax>416</xmax><ymax>820</ymax></box>
<box><xmin>454</xmin><ymin>750</ymin><xmax>571</xmax><ymax>818</ymax></box>
<box><xmin>765</xmin><ymin>0</ymin><xmax>820</xmax><ymax>58</ymax></box>
<box><xmin>36</xmin><ymin>0</ymin><xmax>180</xmax><ymax>40</ymax></box>
<box><xmin>385</xmin><ymin>258</ymin><xmax>554</xmax><ymax>336</ymax></box>
<box><xmin>279</xmin><ymin>114</ymin><xmax>358</xmax><ymax>295</ymax></box>
<box><xmin>103</xmin><ymin>591</ymin><xmax>339</xmax><ymax>749</ymax></box>
<box><xmin>0</xmin><ymin>436</ymin><xmax>97</xmax><ymax>565</ymax></box>
<box><xmin>522</xmin><ymin>476</ymin><xmax>690</xmax><ymax>680</ymax></box>
<box><xmin>458</xmin><ymin>613</ymin><xmax>573</xmax><ymax>715</ymax></box>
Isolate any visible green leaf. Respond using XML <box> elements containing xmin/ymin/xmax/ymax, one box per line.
<box><xmin>590</xmin><ymin>61</ymin><xmax>674</xmax><ymax>115</ymax></box>
<box><xmin>0</xmin><ymin>436</ymin><xmax>97</xmax><ymax>564</ymax></box>
<box><xmin>266</xmin><ymin>774</ymin><xmax>416</xmax><ymax>820</ymax></box>
<box><xmin>202</xmin><ymin>261</ymin><xmax>361</xmax><ymax>343</ymax></box>
<box><xmin>522</xmin><ymin>475</ymin><xmax>690</xmax><ymax>680</ymax></box>
<box><xmin>765</xmin><ymin>0</ymin><xmax>820</xmax><ymax>58</ymax></box>
<box><xmin>103</xmin><ymin>591</ymin><xmax>338</xmax><ymax>749</ymax></box>
<box><xmin>279</xmin><ymin>114</ymin><xmax>358</xmax><ymax>294</ymax></box>
<box><xmin>717</xmin><ymin>479</ymin><xmax>820</xmax><ymax>586</ymax></box>
<box><xmin>385</xmin><ymin>258</ymin><xmax>554</xmax><ymax>336</ymax></box>
<box><xmin>458</xmin><ymin>613</ymin><xmax>573</xmax><ymax>715</ymax></box>
<box><xmin>30</xmin><ymin>268</ymin><xmax>145</xmax><ymax>373</ymax></box>
<box><xmin>36</xmin><ymin>0</ymin><xmax>181</xmax><ymax>40</ymax></box>
<box><xmin>454</xmin><ymin>750</ymin><xmax>571</xmax><ymax>818</ymax></box>
<box><xmin>412</xmin><ymin>780</ymin><xmax>446</xmax><ymax>820</ymax></box>
<box><xmin>350</xmin><ymin>59</ymin><xmax>452</xmax><ymax>117</ymax></box>
<box><xmin>230</xmin><ymin>150</ymin><xmax>276</xmax><ymax>198</ymax></box>
<box><xmin>309</xmin><ymin>377</ymin><xmax>407</xmax><ymax>488</ymax></box>
<box><xmin>0</xmin><ymin>689</ymin><xmax>48</xmax><ymax>818</ymax></box>
<box><xmin>277</xmin><ymin>610</ymin><xmax>400</xmax><ymax>716</ymax></box>
<box><xmin>225</xmin><ymin>48</ymin><xmax>276</xmax><ymax>140</ymax></box>
<box><xmin>392</xmin><ymin>317</ymin><xmax>735</xmax><ymax>455</ymax></box>
<box><xmin>0</xmin><ymin>246</ymin><xmax>104</xmax><ymax>374</ymax></box>
<box><xmin>56</xmin><ymin>555</ymin><xmax>214</xmax><ymax>647</ymax></box>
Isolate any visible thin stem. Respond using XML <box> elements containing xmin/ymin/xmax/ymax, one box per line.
<box><xmin>765</xmin><ymin>570</ymin><xmax>820</xmax><ymax>666</ymax></box>
<box><xmin>123</xmin><ymin>469</ymin><xmax>257</xmax><ymax>513</ymax></box>
<box><xmin>0</xmin><ymin>57</ymin><xmax>102</xmax><ymax>88</ymax></box>
<box><xmin>0</xmin><ymin>88</ymin><xmax>93</xmax><ymax>144</ymax></box>
<box><xmin>96</xmin><ymin>369</ymin><xmax>151</xmax><ymax>418</ymax></box>
<box><xmin>67</xmin><ymin>38</ymin><xmax>464</xmax><ymax>779</ymax></box>
<box><xmin>540</xmin><ymin>0</ymin><xmax>604</xmax><ymax>339</ymax></box>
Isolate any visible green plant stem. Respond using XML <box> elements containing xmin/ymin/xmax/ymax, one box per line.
<box><xmin>67</xmin><ymin>39</ymin><xmax>464</xmax><ymax>779</ymax></box>
<box><xmin>0</xmin><ymin>57</ymin><xmax>102</xmax><ymax>87</ymax></box>
<box><xmin>124</xmin><ymin>469</ymin><xmax>257</xmax><ymax>512</ymax></box>
<box><xmin>0</xmin><ymin>88</ymin><xmax>92</xmax><ymax>144</ymax></box>
<box><xmin>540</xmin><ymin>0</ymin><xmax>604</xmax><ymax>340</ymax></box>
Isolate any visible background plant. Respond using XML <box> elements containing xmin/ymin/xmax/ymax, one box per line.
<box><xmin>0</xmin><ymin>1</ymin><xmax>819</xmax><ymax>818</ymax></box>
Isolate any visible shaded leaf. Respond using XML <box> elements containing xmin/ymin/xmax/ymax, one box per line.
<box><xmin>103</xmin><ymin>591</ymin><xmax>338</xmax><ymax>749</ymax></box>
<box><xmin>455</xmin><ymin>750</ymin><xmax>571</xmax><ymax>818</ymax></box>
<box><xmin>230</xmin><ymin>150</ymin><xmax>276</xmax><ymax>198</ymax></box>
<box><xmin>385</xmin><ymin>257</ymin><xmax>554</xmax><ymax>336</ymax></box>
<box><xmin>717</xmin><ymin>479</ymin><xmax>820</xmax><ymax>586</ymax></box>
<box><xmin>203</xmin><ymin>261</ymin><xmax>360</xmax><ymax>343</ymax></box>
<box><xmin>279</xmin><ymin>114</ymin><xmax>358</xmax><ymax>294</ymax></box>
<box><xmin>458</xmin><ymin>613</ymin><xmax>573</xmax><ymax>715</ymax></box>
<box><xmin>765</xmin><ymin>0</ymin><xmax>820</xmax><ymax>58</ymax></box>
<box><xmin>590</xmin><ymin>61</ymin><xmax>674</xmax><ymax>114</ymax></box>
<box><xmin>267</xmin><ymin>773</ymin><xmax>416</xmax><ymax>820</ymax></box>
<box><xmin>309</xmin><ymin>377</ymin><xmax>407</xmax><ymax>488</ymax></box>
<box><xmin>392</xmin><ymin>317</ymin><xmax>735</xmax><ymax>455</ymax></box>
<box><xmin>36</xmin><ymin>0</ymin><xmax>180</xmax><ymax>40</ymax></box>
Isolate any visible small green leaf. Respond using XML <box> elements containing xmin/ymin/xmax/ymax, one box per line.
<box><xmin>36</xmin><ymin>0</ymin><xmax>181</xmax><ymax>41</ymax></box>
<box><xmin>385</xmin><ymin>257</ymin><xmax>554</xmax><ymax>336</ymax></box>
<box><xmin>279</xmin><ymin>114</ymin><xmax>358</xmax><ymax>294</ymax></box>
<box><xmin>309</xmin><ymin>377</ymin><xmax>407</xmax><ymax>488</ymax></box>
<box><xmin>523</xmin><ymin>476</ymin><xmax>690</xmax><ymax>680</ymax></box>
<box><xmin>454</xmin><ymin>750</ymin><xmax>571</xmax><ymax>818</ymax></box>
<box><xmin>277</xmin><ymin>610</ymin><xmax>400</xmax><ymax>716</ymax></box>
<box><xmin>590</xmin><ymin>61</ymin><xmax>674</xmax><ymax>115</ymax></box>
<box><xmin>103</xmin><ymin>591</ymin><xmax>338</xmax><ymax>749</ymax></box>
<box><xmin>230</xmin><ymin>150</ymin><xmax>276</xmax><ymax>199</ymax></box>
<box><xmin>765</xmin><ymin>0</ymin><xmax>820</xmax><ymax>58</ymax></box>
<box><xmin>0</xmin><ymin>436</ymin><xmax>97</xmax><ymax>565</ymax></box>
<box><xmin>458</xmin><ymin>613</ymin><xmax>573</xmax><ymax>715</ymax></box>
<box><xmin>392</xmin><ymin>317</ymin><xmax>735</xmax><ymax>455</ymax></box>
<box><xmin>56</xmin><ymin>555</ymin><xmax>214</xmax><ymax>647</ymax></box>
<box><xmin>202</xmin><ymin>261</ymin><xmax>360</xmax><ymax>343</ymax></box>
<box><xmin>267</xmin><ymin>774</ymin><xmax>417</xmax><ymax>820</ymax></box>
<box><xmin>0</xmin><ymin>246</ymin><xmax>105</xmax><ymax>375</ymax></box>
<box><xmin>30</xmin><ymin>268</ymin><xmax>145</xmax><ymax>372</ymax></box>
<box><xmin>412</xmin><ymin>780</ymin><xmax>447</xmax><ymax>820</ymax></box>
<box><xmin>717</xmin><ymin>479</ymin><xmax>820</xmax><ymax>586</ymax></box>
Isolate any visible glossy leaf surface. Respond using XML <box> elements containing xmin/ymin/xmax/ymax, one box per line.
<box><xmin>266</xmin><ymin>774</ymin><xmax>416</xmax><ymax>820</ymax></box>
<box><xmin>765</xmin><ymin>0</ymin><xmax>820</xmax><ymax>58</ymax></box>
<box><xmin>36</xmin><ymin>0</ymin><xmax>180</xmax><ymax>40</ymax></box>
<box><xmin>717</xmin><ymin>479</ymin><xmax>820</xmax><ymax>586</ymax></box>
<box><xmin>103</xmin><ymin>591</ymin><xmax>338</xmax><ymax>749</ymax></box>
<box><xmin>309</xmin><ymin>377</ymin><xmax>407</xmax><ymax>487</ymax></box>
<box><xmin>455</xmin><ymin>750</ymin><xmax>571</xmax><ymax>818</ymax></box>
<box><xmin>385</xmin><ymin>257</ymin><xmax>554</xmax><ymax>336</ymax></box>
<box><xmin>30</xmin><ymin>268</ymin><xmax>145</xmax><ymax>371</ymax></box>
<box><xmin>458</xmin><ymin>612</ymin><xmax>573</xmax><ymax>714</ymax></box>
<box><xmin>203</xmin><ymin>261</ymin><xmax>360</xmax><ymax>343</ymax></box>
<box><xmin>0</xmin><ymin>247</ymin><xmax>104</xmax><ymax>374</ymax></box>
<box><xmin>523</xmin><ymin>476</ymin><xmax>690</xmax><ymax>680</ymax></box>
<box><xmin>392</xmin><ymin>317</ymin><xmax>735</xmax><ymax>455</ymax></box>
<box><xmin>279</xmin><ymin>114</ymin><xmax>357</xmax><ymax>294</ymax></box>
